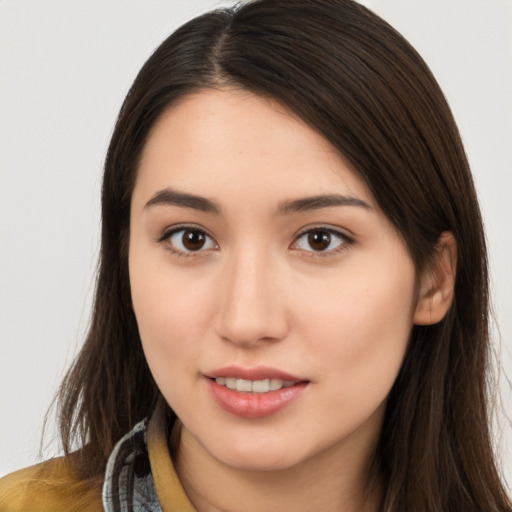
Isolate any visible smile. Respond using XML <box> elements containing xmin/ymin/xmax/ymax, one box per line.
<box><xmin>205</xmin><ymin>366</ymin><xmax>309</xmax><ymax>418</ymax></box>
<box><xmin>214</xmin><ymin>377</ymin><xmax>296</xmax><ymax>393</ymax></box>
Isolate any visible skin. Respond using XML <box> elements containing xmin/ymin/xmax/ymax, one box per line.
<box><xmin>129</xmin><ymin>88</ymin><xmax>456</xmax><ymax>512</ymax></box>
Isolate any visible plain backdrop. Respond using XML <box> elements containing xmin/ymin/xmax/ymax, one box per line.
<box><xmin>1</xmin><ymin>0</ymin><xmax>511</xmax><ymax>491</ymax></box>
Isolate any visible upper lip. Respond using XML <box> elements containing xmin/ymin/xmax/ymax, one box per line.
<box><xmin>205</xmin><ymin>365</ymin><xmax>307</xmax><ymax>382</ymax></box>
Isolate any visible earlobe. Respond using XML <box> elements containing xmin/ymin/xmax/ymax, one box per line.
<box><xmin>414</xmin><ymin>232</ymin><xmax>457</xmax><ymax>325</ymax></box>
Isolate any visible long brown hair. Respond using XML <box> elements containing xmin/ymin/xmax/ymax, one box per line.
<box><xmin>55</xmin><ymin>1</ymin><xmax>511</xmax><ymax>510</ymax></box>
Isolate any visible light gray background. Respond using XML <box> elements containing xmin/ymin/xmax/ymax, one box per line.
<box><xmin>1</xmin><ymin>0</ymin><xmax>511</xmax><ymax>491</ymax></box>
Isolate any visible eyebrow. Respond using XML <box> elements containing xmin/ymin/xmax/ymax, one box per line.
<box><xmin>275</xmin><ymin>194</ymin><xmax>371</xmax><ymax>215</ymax></box>
<box><xmin>144</xmin><ymin>188</ymin><xmax>221</xmax><ymax>214</ymax></box>
<box><xmin>144</xmin><ymin>187</ymin><xmax>371</xmax><ymax>215</ymax></box>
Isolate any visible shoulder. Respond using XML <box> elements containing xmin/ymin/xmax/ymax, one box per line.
<box><xmin>0</xmin><ymin>453</ymin><xmax>103</xmax><ymax>512</ymax></box>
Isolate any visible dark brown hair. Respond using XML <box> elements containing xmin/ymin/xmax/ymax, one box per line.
<box><xmin>54</xmin><ymin>1</ymin><xmax>511</xmax><ymax>510</ymax></box>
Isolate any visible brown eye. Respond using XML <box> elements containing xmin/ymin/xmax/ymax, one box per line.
<box><xmin>307</xmin><ymin>231</ymin><xmax>332</xmax><ymax>251</ymax></box>
<box><xmin>293</xmin><ymin>228</ymin><xmax>347</xmax><ymax>254</ymax></box>
<box><xmin>182</xmin><ymin>230</ymin><xmax>206</xmax><ymax>251</ymax></box>
<box><xmin>167</xmin><ymin>228</ymin><xmax>216</xmax><ymax>254</ymax></box>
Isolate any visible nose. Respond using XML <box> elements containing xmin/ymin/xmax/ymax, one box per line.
<box><xmin>215</xmin><ymin>246</ymin><xmax>289</xmax><ymax>348</ymax></box>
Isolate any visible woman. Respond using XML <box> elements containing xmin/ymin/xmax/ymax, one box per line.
<box><xmin>1</xmin><ymin>0</ymin><xmax>510</xmax><ymax>510</ymax></box>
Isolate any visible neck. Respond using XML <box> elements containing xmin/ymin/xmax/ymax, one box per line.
<box><xmin>174</xmin><ymin>420</ymin><xmax>383</xmax><ymax>512</ymax></box>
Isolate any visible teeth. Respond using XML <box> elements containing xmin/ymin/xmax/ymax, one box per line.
<box><xmin>270</xmin><ymin>379</ymin><xmax>283</xmax><ymax>391</ymax></box>
<box><xmin>252</xmin><ymin>379</ymin><xmax>270</xmax><ymax>393</ymax></box>
<box><xmin>225</xmin><ymin>378</ymin><xmax>236</xmax><ymax>390</ymax></box>
<box><xmin>214</xmin><ymin>377</ymin><xmax>296</xmax><ymax>393</ymax></box>
<box><xmin>237</xmin><ymin>379</ymin><xmax>252</xmax><ymax>392</ymax></box>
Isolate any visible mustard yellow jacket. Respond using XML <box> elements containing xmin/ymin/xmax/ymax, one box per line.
<box><xmin>0</xmin><ymin>405</ymin><xmax>195</xmax><ymax>512</ymax></box>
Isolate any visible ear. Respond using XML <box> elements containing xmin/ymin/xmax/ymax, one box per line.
<box><xmin>414</xmin><ymin>232</ymin><xmax>457</xmax><ymax>325</ymax></box>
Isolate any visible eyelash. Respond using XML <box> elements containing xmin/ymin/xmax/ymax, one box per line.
<box><xmin>158</xmin><ymin>224</ymin><xmax>217</xmax><ymax>258</ymax></box>
<box><xmin>291</xmin><ymin>226</ymin><xmax>354</xmax><ymax>258</ymax></box>
<box><xmin>158</xmin><ymin>224</ymin><xmax>354</xmax><ymax>258</ymax></box>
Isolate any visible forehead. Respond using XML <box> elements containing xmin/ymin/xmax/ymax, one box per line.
<box><xmin>134</xmin><ymin>88</ymin><xmax>375</xmax><ymax>210</ymax></box>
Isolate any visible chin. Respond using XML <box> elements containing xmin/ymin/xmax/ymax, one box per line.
<box><xmin>188</xmin><ymin>425</ymin><xmax>304</xmax><ymax>472</ymax></box>
<box><xmin>213</xmin><ymin>446</ymin><xmax>304</xmax><ymax>473</ymax></box>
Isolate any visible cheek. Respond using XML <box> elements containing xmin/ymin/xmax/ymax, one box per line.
<box><xmin>129</xmin><ymin>250</ymin><xmax>217</xmax><ymax>390</ymax></box>
<box><xmin>295</xmin><ymin>254</ymin><xmax>416</xmax><ymax>399</ymax></box>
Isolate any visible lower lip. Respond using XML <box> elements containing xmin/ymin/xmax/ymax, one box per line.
<box><xmin>206</xmin><ymin>379</ymin><xmax>308</xmax><ymax>419</ymax></box>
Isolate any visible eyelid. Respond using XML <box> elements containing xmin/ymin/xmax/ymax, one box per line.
<box><xmin>158</xmin><ymin>223</ymin><xmax>218</xmax><ymax>256</ymax></box>
<box><xmin>290</xmin><ymin>225</ymin><xmax>354</xmax><ymax>255</ymax></box>
<box><xmin>158</xmin><ymin>223</ymin><xmax>213</xmax><ymax>241</ymax></box>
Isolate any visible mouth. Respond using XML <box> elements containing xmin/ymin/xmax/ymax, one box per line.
<box><xmin>212</xmin><ymin>377</ymin><xmax>297</xmax><ymax>393</ymax></box>
<box><xmin>205</xmin><ymin>366</ymin><xmax>309</xmax><ymax>419</ymax></box>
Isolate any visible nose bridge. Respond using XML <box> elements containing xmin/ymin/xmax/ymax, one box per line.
<box><xmin>216</xmin><ymin>241</ymin><xmax>287</xmax><ymax>346</ymax></box>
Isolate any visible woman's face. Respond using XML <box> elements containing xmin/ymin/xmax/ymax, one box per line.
<box><xmin>129</xmin><ymin>89</ymin><xmax>420</xmax><ymax>472</ymax></box>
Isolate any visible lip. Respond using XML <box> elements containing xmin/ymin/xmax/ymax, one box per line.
<box><xmin>205</xmin><ymin>365</ymin><xmax>309</xmax><ymax>419</ymax></box>
<box><xmin>205</xmin><ymin>365</ymin><xmax>305</xmax><ymax>382</ymax></box>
